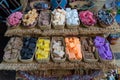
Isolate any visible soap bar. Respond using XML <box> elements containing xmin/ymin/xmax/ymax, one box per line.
<box><xmin>94</xmin><ymin>36</ymin><xmax>113</xmax><ymax>60</ymax></box>
<box><xmin>4</xmin><ymin>37</ymin><xmax>23</xmax><ymax>61</ymax></box>
<box><xmin>35</xmin><ymin>38</ymin><xmax>50</xmax><ymax>60</ymax></box>
<box><xmin>52</xmin><ymin>9</ymin><xmax>66</xmax><ymax>25</ymax></box>
<box><xmin>79</xmin><ymin>10</ymin><xmax>96</xmax><ymax>26</ymax></box>
<box><xmin>22</xmin><ymin>9</ymin><xmax>38</xmax><ymax>27</ymax></box>
<box><xmin>52</xmin><ymin>38</ymin><xmax>65</xmax><ymax>59</ymax></box>
<box><xmin>66</xmin><ymin>8</ymin><xmax>80</xmax><ymax>25</ymax></box>
<box><xmin>65</xmin><ymin>37</ymin><xmax>82</xmax><ymax>60</ymax></box>
<box><xmin>20</xmin><ymin>37</ymin><xmax>37</xmax><ymax>60</ymax></box>
<box><xmin>7</xmin><ymin>12</ymin><xmax>23</xmax><ymax>27</ymax></box>
<box><xmin>97</xmin><ymin>10</ymin><xmax>114</xmax><ymax>25</ymax></box>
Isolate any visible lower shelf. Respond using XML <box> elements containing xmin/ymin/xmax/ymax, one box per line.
<box><xmin>0</xmin><ymin>61</ymin><xmax>116</xmax><ymax>71</ymax></box>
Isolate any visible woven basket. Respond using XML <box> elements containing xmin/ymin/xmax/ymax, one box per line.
<box><xmin>51</xmin><ymin>37</ymin><xmax>66</xmax><ymax>63</ymax></box>
<box><xmin>35</xmin><ymin>37</ymin><xmax>50</xmax><ymax>63</ymax></box>
<box><xmin>22</xmin><ymin>20</ymin><xmax>37</xmax><ymax>29</ymax></box>
<box><xmin>66</xmin><ymin>20</ymin><xmax>80</xmax><ymax>29</ymax></box>
<box><xmin>81</xmin><ymin>37</ymin><xmax>99</xmax><ymax>62</ymax></box>
<box><xmin>3</xmin><ymin>55</ymin><xmax>18</xmax><ymax>63</ymax></box>
<box><xmin>92</xmin><ymin>0</ymin><xmax>106</xmax><ymax>13</ymax></box>
<box><xmin>51</xmin><ymin>15</ymin><xmax>65</xmax><ymax>29</ymax></box>
<box><xmin>38</xmin><ymin>10</ymin><xmax>51</xmax><ymax>30</ymax></box>
<box><xmin>69</xmin><ymin>0</ymin><xmax>95</xmax><ymax>11</ymax></box>
<box><xmin>20</xmin><ymin>0</ymin><xmax>28</xmax><ymax>12</ymax></box>
<box><xmin>19</xmin><ymin>37</ymin><xmax>35</xmax><ymax>63</ymax></box>
<box><xmin>3</xmin><ymin>37</ymin><xmax>23</xmax><ymax>63</ymax></box>
<box><xmin>97</xmin><ymin>40</ymin><xmax>114</xmax><ymax>63</ymax></box>
<box><xmin>65</xmin><ymin>37</ymin><xmax>82</xmax><ymax>62</ymax></box>
<box><xmin>30</xmin><ymin>0</ymin><xmax>50</xmax><ymax>11</ymax></box>
<box><xmin>6</xmin><ymin>19</ymin><xmax>21</xmax><ymax>29</ymax></box>
<box><xmin>97</xmin><ymin>12</ymin><xmax>114</xmax><ymax>28</ymax></box>
<box><xmin>19</xmin><ymin>53</ymin><xmax>34</xmax><ymax>63</ymax></box>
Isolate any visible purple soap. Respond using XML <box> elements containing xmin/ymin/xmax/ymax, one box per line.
<box><xmin>94</xmin><ymin>36</ymin><xmax>113</xmax><ymax>60</ymax></box>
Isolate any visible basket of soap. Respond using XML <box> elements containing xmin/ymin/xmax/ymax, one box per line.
<box><xmin>65</xmin><ymin>8</ymin><xmax>80</xmax><ymax>29</ymax></box>
<box><xmin>65</xmin><ymin>37</ymin><xmax>82</xmax><ymax>62</ymax></box>
<box><xmin>35</xmin><ymin>37</ymin><xmax>50</xmax><ymax>63</ymax></box>
<box><xmin>30</xmin><ymin>0</ymin><xmax>50</xmax><ymax>11</ymax></box>
<box><xmin>3</xmin><ymin>37</ymin><xmax>23</xmax><ymax>62</ymax></box>
<box><xmin>69</xmin><ymin>0</ymin><xmax>95</xmax><ymax>11</ymax></box>
<box><xmin>19</xmin><ymin>37</ymin><xmax>37</xmax><ymax>63</ymax></box>
<box><xmin>97</xmin><ymin>10</ymin><xmax>114</xmax><ymax>28</ymax></box>
<box><xmin>6</xmin><ymin>11</ymin><xmax>23</xmax><ymax>29</ymax></box>
<box><xmin>38</xmin><ymin>10</ymin><xmax>51</xmax><ymax>30</ymax></box>
<box><xmin>51</xmin><ymin>37</ymin><xmax>66</xmax><ymax>63</ymax></box>
<box><xmin>22</xmin><ymin>9</ymin><xmax>38</xmax><ymax>28</ymax></box>
<box><xmin>94</xmin><ymin>36</ymin><xmax>114</xmax><ymax>62</ymax></box>
<box><xmin>79</xmin><ymin>10</ymin><xmax>96</xmax><ymax>28</ymax></box>
<box><xmin>51</xmin><ymin>9</ymin><xmax>66</xmax><ymax>29</ymax></box>
<box><xmin>81</xmin><ymin>37</ymin><xmax>98</xmax><ymax>62</ymax></box>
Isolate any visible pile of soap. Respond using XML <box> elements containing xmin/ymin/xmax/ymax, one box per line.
<box><xmin>97</xmin><ymin>10</ymin><xmax>114</xmax><ymax>25</ymax></box>
<box><xmin>79</xmin><ymin>10</ymin><xmax>96</xmax><ymax>26</ymax></box>
<box><xmin>52</xmin><ymin>9</ymin><xmax>66</xmax><ymax>25</ymax></box>
<box><xmin>22</xmin><ymin>9</ymin><xmax>38</xmax><ymax>27</ymax></box>
<box><xmin>36</xmin><ymin>38</ymin><xmax>50</xmax><ymax>60</ymax></box>
<box><xmin>7</xmin><ymin>12</ymin><xmax>23</xmax><ymax>26</ymax></box>
<box><xmin>81</xmin><ymin>37</ymin><xmax>96</xmax><ymax>59</ymax></box>
<box><xmin>66</xmin><ymin>8</ymin><xmax>79</xmax><ymax>25</ymax></box>
<box><xmin>65</xmin><ymin>37</ymin><xmax>82</xmax><ymax>60</ymax></box>
<box><xmin>20</xmin><ymin>37</ymin><xmax>37</xmax><ymax>59</ymax></box>
<box><xmin>4</xmin><ymin>37</ymin><xmax>23</xmax><ymax>61</ymax></box>
<box><xmin>94</xmin><ymin>36</ymin><xmax>113</xmax><ymax>60</ymax></box>
<box><xmin>38</xmin><ymin>11</ymin><xmax>50</xmax><ymax>26</ymax></box>
<box><xmin>52</xmin><ymin>39</ymin><xmax>65</xmax><ymax>59</ymax></box>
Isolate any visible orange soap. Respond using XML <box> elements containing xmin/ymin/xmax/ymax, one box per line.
<box><xmin>69</xmin><ymin>52</ymin><xmax>76</xmax><ymax>59</ymax></box>
<box><xmin>65</xmin><ymin>37</ymin><xmax>82</xmax><ymax>60</ymax></box>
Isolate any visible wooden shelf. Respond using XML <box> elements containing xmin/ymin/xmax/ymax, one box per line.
<box><xmin>5</xmin><ymin>22</ymin><xmax>120</xmax><ymax>37</ymax></box>
<box><xmin>0</xmin><ymin>61</ymin><xmax>116</xmax><ymax>71</ymax></box>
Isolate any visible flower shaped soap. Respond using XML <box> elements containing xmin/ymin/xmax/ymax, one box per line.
<box><xmin>65</xmin><ymin>37</ymin><xmax>82</xmax><ymax>60</ymax></box>
<box><xmin>7</xmin><ymin>12</ymin><xmax>23</xmax><ymax>27</ymax></box>
<box><xmin>66</xmin><ymin>8</ymin><xmax>80</xmax><ymax>25</ymax></box>
<box><xmin>79</xmin><ymin>10</ymin><xmax>96</xmax><ymax>26</ymax></box>
<box><xmin>22</xmin><ymin>9</ymin><xmax>38</xmax><ymax>28</ymax></box>
<box><xmin>52</xmin><ymin>9</ymin><xmax>66</xmax><ymax>25</ymax></box>
<box><xmin>36</xmin><ymin>38</ymin><xmax>50</xmax><ymax>60</ymax></box>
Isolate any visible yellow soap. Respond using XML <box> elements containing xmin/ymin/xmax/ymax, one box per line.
<box><xmin>38</xmin><ymin>39</ymin><xmax>44</xmax><ymax>43</ymax></box>
<box><xmin>44</xmin><ymin>48</ymin><xmax>50</xmax><ymax>51</ymax></box>
<box><xmin>44</xmin><ymin>39</ymin><xmax>50</xmax><ymax>44</ymax></box>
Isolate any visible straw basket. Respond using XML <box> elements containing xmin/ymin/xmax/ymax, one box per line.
<box><xmin>97</xmin><ymin>40</ymin><xmax>114</xmax><ymax>63</ymax></box>
<box><xmin>69</xmin><ymin>0</ymin><xmax>95</xmax><ymax>11</ymax></box>
<box><xmin>81</xmin><ymin>37</ymin><xmax>99</xmax><ymax>62</ymax></box>
<box><xmin>6</xmin><ymin>20</ymin><xmax>21</xmax><ymax>29</ymax></box>
<box><xmin>19</xmin><ymin>53</ymin><xmax>34</xmax><ymax>63</ymax></box>
<box><xmin>92</xmin><ymin>0</ymin><xmax>106</xmax><ymax>13</ymax></box>
<box><xmin>65</xmin><ymin>37</ymin><xmax>82</xmax><ymax>62</ymax></box>
<box><xmin>38</xmin><ymin>10</ymin><xmax>51</xmax><ymax>30</ymax></box>
<box><xmin>51</xmin><ymin>15</ymin><xmax>65</xmax><ymax>29</ymax></box>
<box><xmin>20</xmin><ymin>0</ymin><xmax>28</xmax><ymax>12</ymax></box>
<box><xmin>35</xmin><ymin>37</ymin><xmax>50</xmax><ymax>63</ymax></box>
<box><xmin>51</xmin><ymin>37</ymin><xmax>66</xmax><ymax>63</ymax></box>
